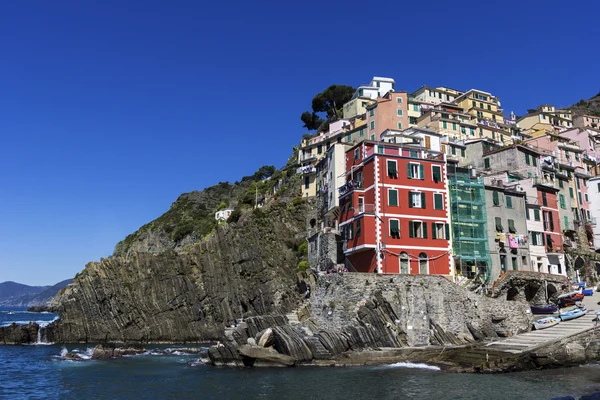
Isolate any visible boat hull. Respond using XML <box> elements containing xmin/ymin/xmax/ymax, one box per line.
<box><xmin>559</xmin><ymin>308</ymin><xmax>588</xmax><ymax>321</ymax></box>
<box><xmin>534</xmin><ymin>317</ymin><xmax>560</xmax><ymax>330</ymax></box>
<box><xmin>531</xmin><ymin>305</ymin><xmax>558</xmax><ymax>314</ymax></box>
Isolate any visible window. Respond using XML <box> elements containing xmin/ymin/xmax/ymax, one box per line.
<box><xmin>530</xmin><ymin>231</ymin><xmax>544</xmax><ymax>246</ymax></box>
<box><xmin>359</xmin><ymin>128</ymin><xmax>364</xmax><ymax>137</ymax></box>
<box><xmin>532</xmin><ymin>157</ymin><xmax>537</xmax><ymax>167</ymax></box>
<box><xmin>508</xmin><ymin>219</ymin><xmax>516</xmax><ymax>233</ymax></box>
<box><xmin>542</xmin><ymin>192</ymin><xmax>547</xmax><ymax>206</ymax></box>
<box><xmin>318</xmin><ymin>145</ymin><xmax>322</xmax><ymax>154</ymax></box>
<box><xmin>409</xmin><ymin>221</ymin><xmax>427</xmax><ymax>238</ymax></box>
<box><xmin>397</xmin><ymin>97</ymin><xmax>402</xmax><ymax>103</ymax></box>
<box><xmin>370</xmin><ymin>134</ymin><xmax>375</xmax><ymax>140</ymax></box>
<box><xmin>358</xmin><ymin>196</ymin><xmax>364</xmax><ymax>213</ymax></box>
<box><xmin>304</xmin><ymin>176</ymin><xmax>310</xmax><ymax>189</ymax></box>
<box><xmin>559</xmin><ymin>194</ymin><xmax>566</xmax><ymax>209</ymax></box>
<box><xmin>534</xmin><ymin>208</ymin><xmax>540</xmax><ymax>221</ymax></box>
<box><xmin>586</xmin><ymin>193</ymin><xmax>589</xmax><ymax>203</ymax></box>
<box><xmin>409</xmin><ymin>117</ymin><xmax>418</xmax><ymax>124</ymax></box>
<box><xmin>442</xmin><ymin>121</ymin><xmax>447</xmax><ymax>129</ymax></box>
<box><xmin>578</xmin><ymin>192</ymin><xmax>583</xmax><ymax>205</ymax></box>
<box><xmin>487</xmin><ymin>104</ymin><xmax>491</xmax><ymax>111</ymax></box>
<box><xmin>358</xmin><ymin>89</ymin><xmax>363</xmax><ymax>97</ymax></box>
<box><xmin>522</xmin><ymin>256</ymin><xmax>527</xmax><ymax>269</ymax></box>
<box><xmin>390</xmin><ymin>219</ymin><xmax>400</xmax><ymax>238</ymax></box>
<box><xmin>354</xmin><ymin>148</ymin><xmax>359</xmax><ymax>161</ymax></box>
<box><xmin>525</xmin><ymin>153</ymin><xmax>530</xmax><ymax>165</ymax></box>
<box><xmin>587</xmin><ymin>210</ymin><xmax>591</xmax><ymax>219</ymax></box>
<box><xmin>369</xmin><ymin>109</ymin><xmax>374</xmax><ymax>117</ymax></box>
<box><xmin>597</xmin><ymin>182</ymin><xmax>600</xmax><ymax>192</ymax></box>
<box><xmin>409</xmin><ymin>191</ymin><xmax>426</xmax><ymax>208</ymax></box>
<box><xmin>388</xmin><ymin>189</ymin><xmax>398</xmax><ymax>206</ymax></box>
<box><xmin>480</xmin><ymin>102</ymin><xmax>484</xmax><ymax>109</ymax></box>
<box><xmin>461</xmin><ymin>149</ymin><xmax>466</xmax><ymax>157</ymax></box>
<box><xmin>407</xmin><ymin>163</ymin><xmax>424</xmax><ymax>179</ymax></box>
<box><xmin>569</xmin><ymin>187</ymin><xmax>574</xmax><ymax>198</ymax></box>
<box><xmin>472</xmin><ymin>101</ymin><xmax>476</xmax><ymax>108</ymax></box>
<box><xmin>413</xmin><ymin>104</ymin><xmax>419</xmax><ymax>111</ymax></box>
<box><xmin>378</xmin><ymin>145</ymin><xmax>384</xmax><ymax>154</ymax></box>
<box><xmin>461</xmin><ymin>127</ymin><xmax>466</xmax><ymax>134</ymax></box>
<box><xmin>348</xmin><ymin>221</ymin><xmax>354</xmax><ymax>239</ymax></box>
<box><xmin>355</xmin><ymin>219</ymin><xmax>361</xmax><ymax>237</ymax></box>
<box><xmin>576</xmin><ymin>177</ymin><xmax>581</xmax><ymax>189</ymax></box>
<box><xmin>434</xmin><ymin>193</ymin><xmax>444</xmax><ymax>210</ymax></box>
<box><xmin>484</xmin><ymin>158</ymin><xmax>490</xmax><ymax>169</ymax></box>
<box><xmin>470</xmin><ymin>128</ymin><xmax>475</xmax><ymax>136</ymax></box>
<box><xmin>492</xmin><ymin>190</ymin><xmax>500</xmax><ymax>206</ymax></box>
<box><xmin>346</xmin><ymin>133</ymin><xmax>352</xmax><ymax>143</ymax></box>
<box><xmin>398</xmin><ymin>122</ymin><xmax>402</xmax><ymax>129</ymax></box>
<box><xmin>419</xmin><ymin>253</ymin><xmax>428</xmax><ymax>274</ymax></box>
<box><xmin>495</xmin><ymin>217</ymin><xmax>503</xmax><ymax>232</ymax></box>
<box><xmin>564</xmin><ymin>216</ymin><xmax>569</xmax><ymax>230</ymax></box>
<box><xmin>431</xmin><ymin>222</ymin><xmax>449</xmax><ymax>240</ymax></box>
<box><xmin>511</xmin><ymin>257</ymin><xmax>517</xmax><ymax>270</ymax></box>
<box><xmin>506</xmin><ymin>195</ymin><xmax>513</xmax><ymax>208</ymax></box>
<box><xmin>397</xmin><ymin>109</ymin><xmax>403</xmax><ymax>116</ymax></box>
<box><xmin>370</xmin><ymin>121</ymin><xmax>375</xmax><ymax>130</ymax></box>
<box><xmin>432</xmin><ymin>165</ymin><xmax>442</xmax><ymax>183</ymax></box>
<box><xmin>559</xmin><ymin>180</ymin><xmax>564</xmax><ymax>188</ymax></box>
<box><xmin>526</xmin><ymin>207</ymin><xmax>530</xmax><ymax>220</ymax></box>
<box><xmin>452</xmin><ymin>122</ymin><xmax>457</xmax><ymax>131</ymax></box>
<box><xmin>429</xmin><ymin>90</ymin><xmax>434</xmax><ymax>96</ymax></box>
<box><xmin>452</xmin><ymin>146</ymin><xmax>456</xmax><ymax>155</ymax></box>
<box><xmin>400</xmin><ymin>252</ymin><xmax>409</xmax><ymax>273</ymax></box>
<box><xmin>543</xmin><ymin>211</ymin><xmax>554</xmax><ymax>232</ymax></box>
<box><xmin>387</xmin><ymin>160</ymin><xmax>398</xmax><ymax>178</ymax></box>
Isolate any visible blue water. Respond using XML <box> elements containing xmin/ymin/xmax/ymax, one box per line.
<box><xmin>0</xmin><ymin>306</ymin><xmax>59</xmax><ymax>328</ymax></box>
<box><xmin>2</xmin><ymin>307</ymin><xmax>600</xmax><ymax>399</ymax></box>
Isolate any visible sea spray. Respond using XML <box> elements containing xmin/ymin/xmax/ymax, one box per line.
<box><xmin>383</xmin><ymin>362</ymin><xmax>441</xmax><ymax>371</ymax></box>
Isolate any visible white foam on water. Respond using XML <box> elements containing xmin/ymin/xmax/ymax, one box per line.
<box><xmin>60</xmin><ymin>347</ymin><xmax>68</xmax><ymax>358</ymax></box>
<box><xmin>383</xmin><ymin>362</ymin><xmax>441</xmax><ymax>371</ymax></box>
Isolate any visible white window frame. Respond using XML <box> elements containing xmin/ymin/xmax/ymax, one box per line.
<box><xmin>413</xmin><ymin>220</ymin><xmax>424</xmax><ymax>238</ymax></box>
<box><xmin>397</xmin><ymin>108</ymin><xmax>403</xmax><ymax>116</ymax></box>
<box><xmin>411</xmin><ymin>191</ymin><xmax>423</xmax><ymax>208</ymax></box>
<box><xmin>358</xmin><ymin>196</ymin><xmax>364</xmax><ymax>213</ymax></box>
<box><xmin>354</xmin><ymin>148</ymin><xmax>359</xmax><ymax>160</ymax></box>
<box><xmin>388</xmin><ymin>188</ymin><xmax>399</xmax><ymax>207</ymax></box>
<box><xmin>389</xmin><ymin>218</ymin><xmax>400</xmax><ymax>238</ymax></box>
<box><xmin>410</xmin><ymin>163</ymin><xmax>421</xmax><ymax>179</ymax></box>
<box><xmin>431</xmin><ymin>165</ymin><xmax>442</xmax><ymax>183</ymax></box>
<box><xmin>396</xmin><ymin>97</ymin><xmax>403</xmax><ymax>103</ymax></box>
<box><xmin>399</xmin><ymin>252</ymin><xmax>410</xmax><ymax>274</ymax></box>
<box><xmin>387</xmin><ymin>159</ymin><xmax>398</xmax><ymax>177</ymax></box>
<box><xmin>418</xmin><ymin>253</ymin><xmax>429</xmax><ymax>274</ymax></box>
<box><xmin>435</xmin><ymin>222</ymin><xmax>445</xmax><ymax>239</ymax></box>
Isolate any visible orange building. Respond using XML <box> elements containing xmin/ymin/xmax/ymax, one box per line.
<box><xmin>338</xmin><ymin>141</ymin><xmax>451</xmax><ymax>275</ymax></box>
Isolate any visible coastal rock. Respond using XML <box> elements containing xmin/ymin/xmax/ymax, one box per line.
<box><xmin>207</xmin><ymin>342</ymin><xmax>244</xmax><ymax>367</ymax></box>
<box><xmin>27</xmin><ymin>306</ymin><xmax>52</xmax><ymax>313</ymax></box>
<box><xmin>237</xmin><ymin>344</ymin><xmax>295</xmax><ymax>367</ymax></box>
<box><xmin>48</xmin><ymin>198</ymin><xmax>310</xmax><ymax>344</ymax></box>
<box><xmin>91</xmin><ymin>344</ymin><xmax>146</xmax><ymax>360</ymax></box>
<box><xmin>0</xmin><ymin>323</ymin><xmax>39</xmax><ymax>345</ymax></box>
<box><xmin>257</xmin><ymin>328</ymin><xmax>274</xmax><ymax>347</ymax></box>
<box><xmin>272</xmin><ymin>326</ymin><xmax>313</xmax><ymax>361</ymax></box>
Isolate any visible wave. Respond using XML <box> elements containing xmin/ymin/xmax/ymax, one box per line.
<box><xmin>0</xmin><ymin>316</ymin><xmax>59</xmax><ymax>328</ymax></box>
<box><xmin>383</xmin><ymin>362</ymin><xmax>441</xmax><ymax>371</ymax></box>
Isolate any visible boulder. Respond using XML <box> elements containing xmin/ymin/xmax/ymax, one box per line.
<box><xmin>207</xmin><ymin>342</ymin><xmax>244</xmax><ymax>367</ymax></box>
<box><xmin>257</xmin><ymin>328</ymin><xmax>274</xmax><ymax>348</ymax></box>
<box><xmin>237</xmin><ymin>344</ymin><xmax>295</xmax><ymax>367</ymax></box>
<box><xmin>91</xmin><ymin>344</ymin><xmax>145</xmax><ymax>360</ymax></box>
<box><xmin>272</xmin><ymin>326</ymin><xmax>313</xmax><ymax>361</ymax></box>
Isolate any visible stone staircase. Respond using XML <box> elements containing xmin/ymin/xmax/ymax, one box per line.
<box><xmin>303</xmin><ymin>335</ymin><xmax>332</xmax><ymax>359</ymax></box>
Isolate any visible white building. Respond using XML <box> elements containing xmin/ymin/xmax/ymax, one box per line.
<box><xmin>352</xmin><ymin>76</ymin><xmax>396</xmax><ymax>100</ymax></box>
<box><xmin>215</xmin><ymin>209</ymin><xmax>233</xmax><ymax>221</ymax></box>
<box><xmin>588</xmin><ymin>176</ymin><xmax>600</xmax><ymax>248</ymax></box>
<box><xmin>380</xmin><ymin>127</ymin><xmax>443</xmax><ymax>153</ymax></box>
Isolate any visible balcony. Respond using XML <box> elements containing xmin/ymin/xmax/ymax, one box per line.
<box><xmin>586</xmin><ymin>217</ymin><xmax>597</xmax><ymax>227</ymax></box>
<box><xmin>533</xmin><ymin>176</ymin><xmax>555</xmax><ymax>188</ymax></box>
<box><xmin>338</xmin><ymin>180</ymin><xmax>363</xmax><ymax>196</ymax></box>
<box><xmin>297</xmin><ymin>165</ymin><xmax>316</xmax><ymax>174</ymax></box>
<box><xmin>348</xmin><ymin>204</ymin><xmax>375</xmax><ymax>217</ymax></box>
<box><xmin>300</xmin><ymin>153</ymin><xmax>318</xmax><ymax>162</ymax></box>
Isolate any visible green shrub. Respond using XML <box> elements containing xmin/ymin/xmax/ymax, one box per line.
<box><xmin>297</xmin><ymin>242</ymin><xmax>308</xmax><ymax>258</ymax></box>
<box><xmin>227</xmin><ymin>208</ymin><xmax>243</xmax><ymax>223</ymax></box>
<box><xmin>297</xmin><ymin>260</ymin><xmax>309</xmax><ymax>272</ymax></box>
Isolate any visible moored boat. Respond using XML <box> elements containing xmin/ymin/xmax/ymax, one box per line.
<box><xmin>582</xmin><ymin>289</ymin><xmax>594</xmax><ymax>296</ymax></box>
<box><xmin>530</xmin><ymin>304</ymin><xmax>558</xmax><ymax>314</ymax></box>
<box><xmin>557</xmin><ymin>291</ymin><xmax>585</xmax><ymax>307</ymax></box>
<box><xmin>559</xmin><ymin>308</ymin><xmax>588</xmax><ymax>321</ymax></box>
<box><xmin>534</xmin><ymin>317</ymin><xmax>560</xmax><ymax>330</ymax></box>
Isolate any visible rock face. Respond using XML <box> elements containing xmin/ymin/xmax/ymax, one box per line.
<box><xmin>205</xmin><ymin>273</ymin><xmax>534</xmax><ymax>368</ymax></box>
<box><xmin>491</xmin><ymin>270</ymin><xmax>570</xmax><ymax>304</ymax></box>
<box><xmin>0</xmin><ymin>323</ymin><xmax>40</xmax><ymax>344</ymax></box>
<box><xmin>48</xmin><ymin>199</ymin><xmax>310</xmax><ymax>343</ymax></box>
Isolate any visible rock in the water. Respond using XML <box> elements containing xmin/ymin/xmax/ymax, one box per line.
<box><xmin>237</xmin><ymin>344</ymin><xmax>295</xmax><ymax>367</ymax></box>
<box><xmin>207</xmin><ymin>342</ymin><xmax>244</xmax><ymax>367</ymax></box>
<box><xmin>272</xmin><ymin>326</ymin><xmax>312</xmax><ymax>361</ymax></box>
<box><xmin>91</xmin><ymin>344</ymin><xmax>145</xmax><ymax>360</ymax></box>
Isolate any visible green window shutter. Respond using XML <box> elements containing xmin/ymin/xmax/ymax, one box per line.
<box><xmin>431</xmin><ymin>222</ymin><xmax>437</xmax><ymax>239</ymax></box>
<box><xmin>389</xmin><ymin>190</ymin><xmax>398</xmax><ymax>206</ymax></box>
<box><xmin>534</xmin><ymin>209</ymin><xmax>540</xmax><ymax>221</ymax></box>
<box><xmin>421</xmin><ymin>192</ymin><xmax>426</xmax><ymax>208</ymax></box>
<box><xmin>390</xmin><ymin>220</ymin><xmax>399</xmax><ymax>236</ymax></box>
<box><xmin>531</xmin><ymin>232</ymin><xmax>537</xmax><ymax>246</ymax></box>
<box><xmin>387</xmin><ymin>160</ymin><xmax>397</xmax><ymax>177</ymax></box>
<box><xmin>419</xmin><ymin>164</ymin><xmax>424</xmax><ymax>180</ymax></box>
<box><xmin>559</xmin><ymin>180</ymin><xmax>564</xmax><ymax>188</ymax></box>
<box><xmin>532</xmin><ymin>157</ymin><xmax>537</xmax><ymax>167</ymax></box>
<box><xmin>470</xmin><ymin>128</ymin><xmax>475</xmax><ymax>135</ymax></box>
<box><xmin>397</xmin><ymin>109</ymin><xmax>403</xmax><ymax>116</ymax></box>
<box><xmin>409</xmin><ymin>222</ymin><xmax>415</xmax><ymax>238</ymax></box>
<box><xmin>508</xmin><ymin>219</ymin><xmax>516</xmax><ymax>233</ymax></box>
<box><xmin>461</xmin><ymin>149</ymin><xmax>465</xmax><ymax>157</ymax></box>
<box><xmin>432</xmin><ymin>166</ymin><xmax>441</xmax><ymax>182</ymax></box>
<box><xmin>525</xmin><ymin>153</ymin><xmax>530</xmax><ymax>165</ymax></box>
<box><xmin>422</xmin><ymin>223</ymin><xmax>428</xmax><ymax>238</ymax></box>
<box><xmin>493</xmin><ymin>191</ymin><xmax>499</xmax><ymax>206</ymax></box>
<box><xmin>369</xmin><ymin>109</ymin><xmax>374</xmax><ymax>117</ymax></box>
<box><xmin>443</xmin><ymin>121</ymin><xmax>447</xmax><ymax>129</ymax></box>
<box><xmin>370</xmin><ymin>121</ymin><xmax>375</xmax><ymax>130</ymax></box>
<box><xmin>585</xmin><ymin>194</ymin><xmax>589</xmax><ymax>202</ymax></box>
<box><xmin>597</xmin><ymin>182</ymin><xmax>600</xmax><ymax>192</ymax></box>
<box><xmin>578</xmin><ymin>192</ymin><xmax>583</xmax><ymax>205</ymax></box>
<box><xmin>559</xmin><ymin>194</ymin><xmax>565</xmax><ymax>209</ymax></box>
<box><xmin>359</xmin><ymin>128</ymin><xmax>364</xmax><ymax>137</ymax></box>
<box><xmin>569</xmin><ymin>187</ymin><xmax>574</xmax><ymax>198</ymax></box>
<box><xmin>526</xmin><ymin>207</ymin><xmax>530</xmax><ymax>219</ymax></box>
<box><xmin>407</xmin><ymin>163</ymin><xmax>412</xmax><ymax>179</ymax></box>
<box><xmin>413</xmin><ymin>104</ymin><xmax>419</xmax><ymax>111</ymax></box>
<box><xmin>484</xmin><ymin>158</ymin><xmax>490</xmax><ymax>169</ymax></box>
<box><xmin>506</xmin><ymin>196</ymin><xmax>512</xmax><ymax>208</ymax></box>
<box><xmin>434</xmin><ymin>193</ymin><xmax>443</xmax><ymax>210</ymax></box>
<box><xmin>445</xmin><ymin>224</ymin><xmax>450</xmax><ymax>240</ymax></box>
<box><xmin>564</xmin><ymin>216</ymin><xmax>568</xmax><ymax>230</ymax></box>
<box><xmin>452</xmin><ymin>146</ymin><xmax>456</xmax><ymax>155</ymax></box>
<box><xmin>409</xmin><ymin>192</ymin><xmax>414</xmax><ymax>208</ymax></box>
<box><xmin>356</xmin><ymin>219</ymin><xmax>361</xmax><ymax>236</ymax></box>
<box><xmin>452</xmin><ymin>122</ymin><xmax>457</xmax><ymax>130</ymax></box>
<box><xmin>495</xmin><ymin>217</ymin><xmax>503</xmax><ymax>232</ymax></box>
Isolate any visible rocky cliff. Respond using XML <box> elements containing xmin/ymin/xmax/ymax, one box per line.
<box><xmin>48</xmin><ymin>194</ymin><xmax>311</xmax><ymax>343</ymax></box>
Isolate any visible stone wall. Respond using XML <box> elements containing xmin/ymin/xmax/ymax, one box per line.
<box><xmin>491</xmin><ymin>270</ymin><xmax>570</xmax><ymax>304</ymax></box>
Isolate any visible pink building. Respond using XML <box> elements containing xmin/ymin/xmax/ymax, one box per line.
<box><xmin>573</xmin><ymin>115</ymin><xmax>600</xmax><ymax>129</ymax></box>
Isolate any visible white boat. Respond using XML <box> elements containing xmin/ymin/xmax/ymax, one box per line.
<box><xmin>7</xmin><ymin>311</ymin><xmax>14</xmax><ymax>315</ymax></box>
<box><xmin>534</xmin><ymin>316</ymin><xmax>560</xmax><ymax>330</ymax></box>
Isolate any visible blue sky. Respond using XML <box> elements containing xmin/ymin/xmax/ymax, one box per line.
<box><xmin>0</xmin><ymin>0</ymin><xmax>598</xmax><ymax>285</ymax></box>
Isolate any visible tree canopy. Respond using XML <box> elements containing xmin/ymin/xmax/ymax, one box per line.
<box><xmin>300</xmin><ymin>85</ymin><xmax>355</xmax><ymax>132</ymax></box>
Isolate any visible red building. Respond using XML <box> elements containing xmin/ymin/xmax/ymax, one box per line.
<box><xmin>537</xmin><ymin>184</ymin><xmax>564</xmax><ymax>269</ymax></box>
<box><xmin>338</xmin><ymin>141</ymin><xmax>451</xmax><ymax>275</ymax></box>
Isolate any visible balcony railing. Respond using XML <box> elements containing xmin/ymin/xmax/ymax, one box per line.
<box><xmin>348</xmin><ymin>204</ymin><xmax>375</xmax><ymax>217</ymax></box>
<box><xmin>338</xmin><ymin>180</ymin><xmax>363</xmax><ymax>196</ymax></box>
<box><xmin>297</xmin><ymin>165</ymin><xmax>315</xmax><ymax>174</ymax></box>
<box><xmin>533</xmin><ymin>176</ymin><xmax>555</xmax><ymax>188</ymax></box>
<box><xmin>586</xmin><ymin>217</ymin><xmax>597</xmax><ymax>226</ymax></box>
<box><xmin>300</xmin><ymin>153</ymin><xmax>318</xmax><ymax>162</ymax></box>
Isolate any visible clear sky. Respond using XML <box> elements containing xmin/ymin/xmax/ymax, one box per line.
<box><xmin>0</xmin><ymin>0</ymin><xmax>598</xmax><ymax>285</ymax></box>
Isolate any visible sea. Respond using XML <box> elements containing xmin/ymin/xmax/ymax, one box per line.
<box><xmin>1</xmin><ymin>306</ymin><xmax>600</xmax><ymax>400</ymax></box>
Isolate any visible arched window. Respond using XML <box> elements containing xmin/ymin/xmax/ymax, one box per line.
<box><xmin>400</xmin><ymin>252</ymin><xmax>410</xmax><ymax>274</ymax></box>
<box><xmin>419</xmin><ymin>252</ymin><xmax>428</xmax><ymax>274</ymax></box>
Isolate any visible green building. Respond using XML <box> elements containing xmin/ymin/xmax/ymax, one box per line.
<box><xmin>448</xmin><ymin>164</ymin><xmax>491</xmax><ymax>282</ymax></box>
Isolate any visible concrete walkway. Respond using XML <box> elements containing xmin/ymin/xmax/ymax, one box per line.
<box><xmin>485</xmin><ymin>288</ymin><xmax>600</xmax><ymax>354</ymax></box>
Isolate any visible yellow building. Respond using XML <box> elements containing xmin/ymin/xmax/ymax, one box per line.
<box><xmin>452</xmin><ymin>89</ymin><xmax>512</xmax><ymax>145</ymax></box>
<box><xmin>517</xmin><ymin>105</ymin><xmax>574</xmax><ymax>133</ymax></box>
<box><xmin>412</xmin><ymin>85</ymin><xmax>464</xmax><ymax>105</ymax></box>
